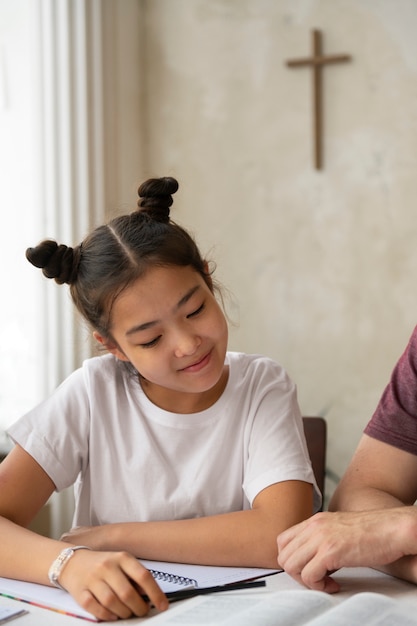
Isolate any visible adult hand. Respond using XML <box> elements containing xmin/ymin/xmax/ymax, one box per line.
<box><xmin>58</xmin><ymin>548</ymin><xmax>169</xmax><ymax>621</ymax></box>
<box><xmin>277</xmin><ymin>508</ymin><xmax>417</xmax><ymax>593</ymax></box>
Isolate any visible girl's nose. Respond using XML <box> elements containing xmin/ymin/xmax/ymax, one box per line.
<box><xmin>173</xmin><ymin>331</ymin><xmax>201</xmax><ymax>358</ymax></box>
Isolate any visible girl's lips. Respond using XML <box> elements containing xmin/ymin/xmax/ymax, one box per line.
<box><xmin>180</xmin><ymin>351</ymin><xmax>211</xmax><ymax>373</ymax></box>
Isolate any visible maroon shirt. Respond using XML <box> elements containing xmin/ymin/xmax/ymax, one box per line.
<box><xmin>365</xmin><ymin>326</ymin><xmax>417</xmax><ymax>456</ymax></box>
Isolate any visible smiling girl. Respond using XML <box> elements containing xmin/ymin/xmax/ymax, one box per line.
<box><xmin>0</xmin><ymin>177</ymin><xmax>320</xmax><ymax>620</ymax></box>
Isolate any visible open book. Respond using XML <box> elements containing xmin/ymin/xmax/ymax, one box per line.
<box><xmin>0</xmin><ymin>561</ymin><xmax>280</xmax><ymax>621</ymax></box>
<box><xmin>148</xmin><ymin>588</ymin><xmax>417</xmax><ymax>625</ymax></box>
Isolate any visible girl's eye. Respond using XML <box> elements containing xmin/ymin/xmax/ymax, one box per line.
<box><xmin>187</xmin><ymin>303</ymin><xmax>205</xmax><ymax>318</ymax></box>
<box><xmin>140</xmin><ymin>336</ymin><xmax>161</xmax><ymax>348</ymax></box>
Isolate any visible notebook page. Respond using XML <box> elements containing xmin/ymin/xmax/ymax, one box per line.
<box><xmin>139</xmin><ymin>559</ymin><xmax>280</xmax><ymax>591</ymax></box>
<box><xmin>0</xmin><ymin>577</ymin><xmax>98</xmax><ymax>621</ymax></box>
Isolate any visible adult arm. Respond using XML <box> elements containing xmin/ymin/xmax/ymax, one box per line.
<box><xmin>331</xmin><ymin>434</ymin><xmax>417</xmax><ymax>510</ymax></box>
<box><xmin>62</xmin><ymin>480</ymin><xmax>314</xmax><ymax>569</ymax></box>
<box><xmin>277</xmin><ymin>435</ymin><xmax>417</xmax><ymax>591</ymax></box>
<box><xmin>0</xmin><ymin>445</ymin><xmax>168</xmax><ymax>620</ymax></box>
<box><xmin>330</xmin><ymin>434</ymin><xmax>417</xmax><ymax>582</ymax></box>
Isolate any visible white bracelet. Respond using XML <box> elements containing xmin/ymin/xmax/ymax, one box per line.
<box><xmin>48</xmin><ymin>546</ymin><xmax>92</xmax><ymax>591</ymax></box>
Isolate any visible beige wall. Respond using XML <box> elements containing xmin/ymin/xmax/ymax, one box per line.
<box><xmin>105</xmin><ymin>0</ymin><xmax>417</xmax><ymax>503</ymax></box>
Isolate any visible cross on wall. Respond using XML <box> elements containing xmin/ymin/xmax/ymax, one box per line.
<box><xmin>286</xmin><ymin>29</ymin><xmax>352</xmax><ymax>170</ymax></box>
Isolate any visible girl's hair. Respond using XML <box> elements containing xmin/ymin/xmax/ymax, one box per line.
<box><xmin>26</xmin><ymin>177</ymin><xmax>212</xmax><ymax>338</ymax></box>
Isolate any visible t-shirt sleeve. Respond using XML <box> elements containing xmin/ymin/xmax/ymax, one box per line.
<box><xmin>7</xmin><ymin>367</ymin><xmax>90</xmax><ymax>491</ymax></box>
<box><xmin>364</xmin><ymin>326</ymin><xmax>417</xmax><ymax>456</ymax></box>
<box><xmin>241</xmin><ymin>357</ymin><xmax>322</xmax><ymax>512</ymax></box>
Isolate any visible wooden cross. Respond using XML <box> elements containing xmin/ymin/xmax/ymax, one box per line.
<box><xmin>286</xmin><ymin>29</ymin><xmax>351</xmax><ymax>170</ymax></box>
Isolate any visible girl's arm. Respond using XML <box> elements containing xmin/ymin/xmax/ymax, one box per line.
<box><xmin>0</xmin><ymin>445</ymin><xmax>168</xmax><ymax>620</ymax></box>
<box><xmin>62</xmin><ymin>480</ymin><xmax>314</xmax><ymax>569</ymax></box>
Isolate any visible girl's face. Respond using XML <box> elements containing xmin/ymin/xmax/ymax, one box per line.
<box><xmin>99</xmin><ymin>265</ymin><xmax>229</xmax><ymax>413</ymax></box>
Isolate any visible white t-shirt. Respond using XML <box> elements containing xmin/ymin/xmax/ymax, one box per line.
<box><xmin>8</xmin><ymin>352</ymin><xmax>320</xmax><ymax>526</ymax></box>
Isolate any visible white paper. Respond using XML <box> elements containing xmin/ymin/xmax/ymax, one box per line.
<box><xmin>0</xmin><ymin>578</ymin><xmax>97</xmax><ymax>621</ymax></box>
<box><xmin>0</xmin><ymin>606</ymin><xmax>29</xmax><ymax>624</ymax></box>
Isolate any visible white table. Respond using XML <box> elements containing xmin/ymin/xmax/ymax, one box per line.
<box><xmin>1</xmin><ymin>568</ymin><xmax>416</xmax><ymax>624</ymax></box>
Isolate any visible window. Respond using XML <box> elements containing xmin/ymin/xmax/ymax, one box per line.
<box><xmin>0</xmin><ymin>0</ymin><xmax>45</xmax><ymax>449</ymax></box>
<box><xmin>0</xmin><ymin>0</ymin><xmax>107</xmax><ymax>450</ymax></box>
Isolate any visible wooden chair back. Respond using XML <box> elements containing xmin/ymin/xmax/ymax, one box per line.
<box><xmin>302</xmin><ymin>416</ymin><xmax>327</xmax><ymax>509</ymax></box>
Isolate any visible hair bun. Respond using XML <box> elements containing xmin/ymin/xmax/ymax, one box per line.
<box><xmin>26</xmin><ymin>240</ymin><xmax>80</xmax><ymax>284</ymax></box>
<box><xmin>137</xmin><ymin>176</ymin><xmax>179</xmax><ymax>223</ymax></box>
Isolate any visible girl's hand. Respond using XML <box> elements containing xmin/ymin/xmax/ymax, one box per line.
<box><xmin>58</xmin><ymin>548</ymin><xmax>169</xmax><ymax>621</ymax></box>
<box><xmin>61</xmin><ymin>525</ymin><xmax>107</xmax><ymax>550</ymax></box>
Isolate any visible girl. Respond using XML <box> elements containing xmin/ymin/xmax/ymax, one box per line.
<box><xmin>0</xmin><ymin>177</ymin><xmax>320</xmax><ymax>621</ymax></box>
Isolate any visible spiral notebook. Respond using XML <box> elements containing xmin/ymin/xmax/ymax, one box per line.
<box><xmin>0</xmin><ymin>561</ymin><xmax>280</xmax><ymax>621</ymax></box>
<box><xmin>139</xmin><ymin>559</ymin><xmax>280</xmax><ymax>593</ymax></box>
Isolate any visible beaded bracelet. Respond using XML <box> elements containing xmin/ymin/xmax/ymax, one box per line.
<box><xmin>48</xmin><ymin>545</ymin><xmax>92</xmax><ymax>590</ymax></box>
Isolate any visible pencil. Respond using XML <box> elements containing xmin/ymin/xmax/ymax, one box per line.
<box><xmin>164</xmin><ymin>579</ymin><xmax>267</xmax><ymax>603</ymax></box>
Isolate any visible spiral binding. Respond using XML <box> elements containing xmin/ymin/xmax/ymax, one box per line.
<box><xmin>149</xmin><ymin>569</ymin><xmax>198</xmax><ymax>587</ymax></box>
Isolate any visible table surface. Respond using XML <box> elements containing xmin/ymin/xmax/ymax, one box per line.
<box><xmin>1</xmin><ymin>567</ymin><xmax>417</xmax><ymax>625</ymax></box>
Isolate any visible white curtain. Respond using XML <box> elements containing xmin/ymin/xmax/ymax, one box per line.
<box><xmin>39</xmin><ymin>0</ymin><xmax>107</xmax><ymax>537</ymax></box>
<box><xmin>0</xmin><ymin>0</ymin><xmax>105</xmax><ymax>433</ymax></box>
<box><xmin>39</xmin><ymin>0</ymin><xmax>106</xmax><ymax>392</ymax></box>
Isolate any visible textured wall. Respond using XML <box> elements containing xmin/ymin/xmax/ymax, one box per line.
<box><xmin>139</xmin><ymin>0</ymin><xmax>417</xmax><ymax>499</ymax></box>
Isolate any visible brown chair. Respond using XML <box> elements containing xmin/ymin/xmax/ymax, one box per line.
<box><xmin>302</xmin><ymin>416</ymin><xmax>327</xmax><ymax>509</ymax></box>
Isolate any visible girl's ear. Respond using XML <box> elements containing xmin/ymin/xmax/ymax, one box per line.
<box><xmin>93</xmin><ymin>331</ymin><xmax>129</xmax><ymax>362</ymax></box>
<box><xmin>203</xmin><ymin>261</ymin><xmax>214</xmax><ymax>291</ymax></box>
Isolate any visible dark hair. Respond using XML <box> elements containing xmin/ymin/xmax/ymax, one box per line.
<box><xmin>26</xmin><ymin>177</ymin><xmax>213</xmax><ymax>338</ymax></box>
